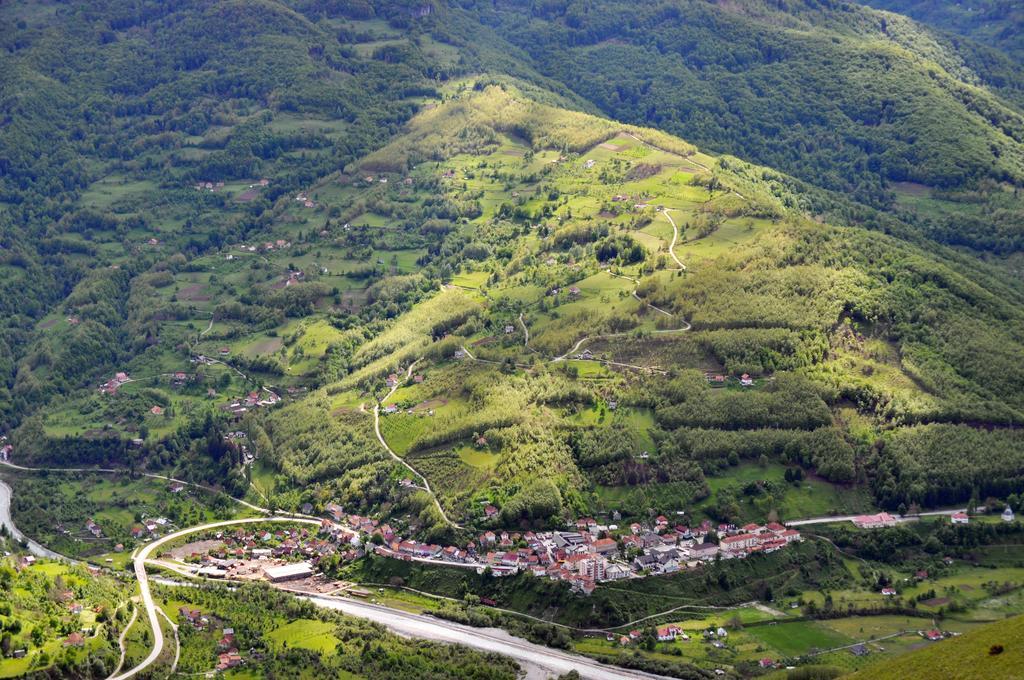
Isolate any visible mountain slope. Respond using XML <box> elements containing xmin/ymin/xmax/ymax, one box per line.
<box><xmin>457</xmin><ymin>0</ymin><xmax>1024</xmax><ymax>227</ymax></box>
<box><xmin>846</xmin><ymin>612</ymin><xmax>1024</xmax><ymax>680</ymax></box>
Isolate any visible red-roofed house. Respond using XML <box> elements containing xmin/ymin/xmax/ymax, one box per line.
<box><xmin>657</xmin><ymin>625</ymin><xmax>682</xmax><ymax>641</ymax></box>
<box><xmin>852</xmin><ymin>513</ymin><xmax>898</xmax><ymax>529</ymax></box>
<box><xmin>720</xmin><ymin>533</ymin><xmax>759</xmax><ymax>553</ymax></box>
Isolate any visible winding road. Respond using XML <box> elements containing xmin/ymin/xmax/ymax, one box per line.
<box><xmin>109</xmin><ymin>516</ymin><xmax>322</xmax><ymax>680</ymax></box>
<box><xmin>373</xmin><ymin>360</ymin><xmax>462</xmax><ymax>529</ymax></box>
<box><xmin>662</xmin><ymin>209</ymin><xmax>687</xmax><ymax>271</ymax></box>
<box><xmin>544</xmin><ymin>270</ymin><xmax>692</xmax><ymax>364</ymax></box>
<box><xmin>0</xmin><ymin>468</ymin><xmax>963</xmax><ymax>679</ymax></box>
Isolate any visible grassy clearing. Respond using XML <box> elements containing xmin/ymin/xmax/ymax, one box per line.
<box><xmin>267</xmin><ymin>619</ymin><xmax>340</xmax><ymax>655</ymax></box>
<box><xmin>455</xmin><ymin>445</ymin><xmax>501</xmax><ymax>470</ymax></box>
<box><xmin>450</xmin><ymin>270</ymin><xmax>490</xmax><ymax>288</ymax></box>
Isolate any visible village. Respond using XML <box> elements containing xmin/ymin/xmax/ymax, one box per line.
<box><xmin>372</xmin><ymin>514</ymin><xmax>802</xmax><ymax>595</ymax></box>
<box><xmin>169</xmin><ymin>501</ymin><xmax>804</xmax><ymax>600</ymax></box>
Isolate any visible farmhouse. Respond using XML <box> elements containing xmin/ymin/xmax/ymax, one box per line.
<box><xmin>951</xmin><ymin>512</ymin><xmax>969</xmax><ymax>525</ymax></box>
<box><xmin>1003</xmin><ymin>507</ymin><xmax>1015</xmax><ymax>522</ymax></box>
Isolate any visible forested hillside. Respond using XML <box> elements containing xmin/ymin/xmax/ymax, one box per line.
<box><xmin>861</xmin><ymin>0</ymin><xmax>1024</xmax><ymax>64</ymax></box>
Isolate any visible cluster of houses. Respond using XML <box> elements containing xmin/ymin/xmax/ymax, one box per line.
<box><xmin>186</xmin><ymin>522</ymin><xmax>363</xmax><ymax>581</ymax></box>
<box><xmin>223</xmin><ymin>431</ymin><xmax>254</xmax><ymax>464</ymax></box>
<box><xmin>262</xmin><ymin>238</ymin><xmax>292</xmax><ymax>251</ymax></box>
<box><xmin>348</xmin><ymin>509</ymin><xmax>802</xmax><ymax>596</ymax></box>
<box><xmin>705</xmin><ymin>372</ymin><xmax>755</xmax><ymax>387</ymax></box>
<box><xmin>194</xmin><ymin>181</ymin><xmax>225</xmax><ymax>192</ymax></box>
<box><xmin>181</xmin><ymin>504</ymin><xmax>804</xmax><ymax>600</ymax></box>
<box><xmin>548</xmin><ymin>286</ymin><xmax>581</xmax><ymax>299</ymax></box>
<box><xmin>177</xmin><ymin>607</ymin><xmax>245</xmax><ymax>670</ymax></box>
<box><xmin>222</xmin><ymin>389</ymin><xmax>281</xmax><ymax>417</ymax></box>
<box><xmin>129</xmin><ymin>516</ymin><xmax>172</xmax><ymax>541</ymax></box>
<box><xmin>272</xmin><ymin>269</ymin><xmax>305</xmax><ymax>289</ymax></box>
<box><xmin>98</xmin><ymin>371</ymin><xmax>130</xmax><ymax>395</ymax></box>
<box><xmin>385</xmin><ymin>372</ymin><xmax>424</xmax><ymax>389</ymax></box>
<box><xmin>615</xmin><ymin>624</ymin><xmax>733</xmax><ymax>649</ymax></box>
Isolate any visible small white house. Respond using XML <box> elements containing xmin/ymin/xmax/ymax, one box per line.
<box><xmin>1003</xmin><ymin>507</ymin><xmax>1016</xmax><ymax>523</ymax></box>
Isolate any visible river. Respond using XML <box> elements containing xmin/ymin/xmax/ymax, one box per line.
<box><xmin>0</xmin><ymin>479</ymin><xmax>66</xmax><ymax>559</ymax></box>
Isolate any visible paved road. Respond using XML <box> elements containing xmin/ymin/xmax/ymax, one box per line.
<box><xmin>110</xmin><ymin>515</ymin><xmax>323</xmax><ymax>680</ymax></box>
<box><xmin>785</xmin><ymin>508</ymin><xmax>966</xmax><ymax>527</ymax></box>
<box><xmin>307</xmin><ymin>595</ymin><xmax>668</xmax><ymax>680</ymax></box>
<box><xmin>1</xmin><ymin>460</ymin><xmax>271</xmax><ymax>516</ymax></box>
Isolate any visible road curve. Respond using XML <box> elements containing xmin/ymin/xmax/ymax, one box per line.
<box><xmin>115</xmin><ymin>516</ymin><xmax>666</xmax><ymax>680</ymax></box>
<box><xmin>110</xmin><ymin>516</ymin><xmax>323</xmax><ymax>680</ymax></box>
<box><xmin>661</xmin><ymin>210</ymin><xmax>687</xmax><ymax>270</ymax></box>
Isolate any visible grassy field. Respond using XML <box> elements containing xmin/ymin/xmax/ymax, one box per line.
<box><xmin>745</xmin><ymin>620</ymin><xmax>852</xmax><ymax>656</ymax></box>
<box><xmin>267</xmin><ymin>619</ymin><xmax>340</xmax><ymax>655</ymax></box>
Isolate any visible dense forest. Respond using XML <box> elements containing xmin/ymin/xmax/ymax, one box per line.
<box><xmin>862</xmin><ymin>0</ymin><xmax>1024</xmax><ymax>64</ymax></box>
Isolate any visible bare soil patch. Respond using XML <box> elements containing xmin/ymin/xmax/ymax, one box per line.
<box><xmin>412</xmin><ymin>398</ymin><xmax>448</xmax><ymax>412</ymax></box>
<box><xmin>170</xmin><ymin>539</ymin><xmax>224</xmax><ymax>560</ymax></box>
<box><xmin>179</xmin><ymin>284</ymin><xmax>210</xmax><ymax>302</ymax></box>
<box><xmin>627</xmin><ymin>163</ymin><xmax>663</xmax><ymax>180</ymax></box>
<box><xmin>892</xmin><ymin>181</ymin><xmax>932</xmax><ymax>197</ymax></box>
